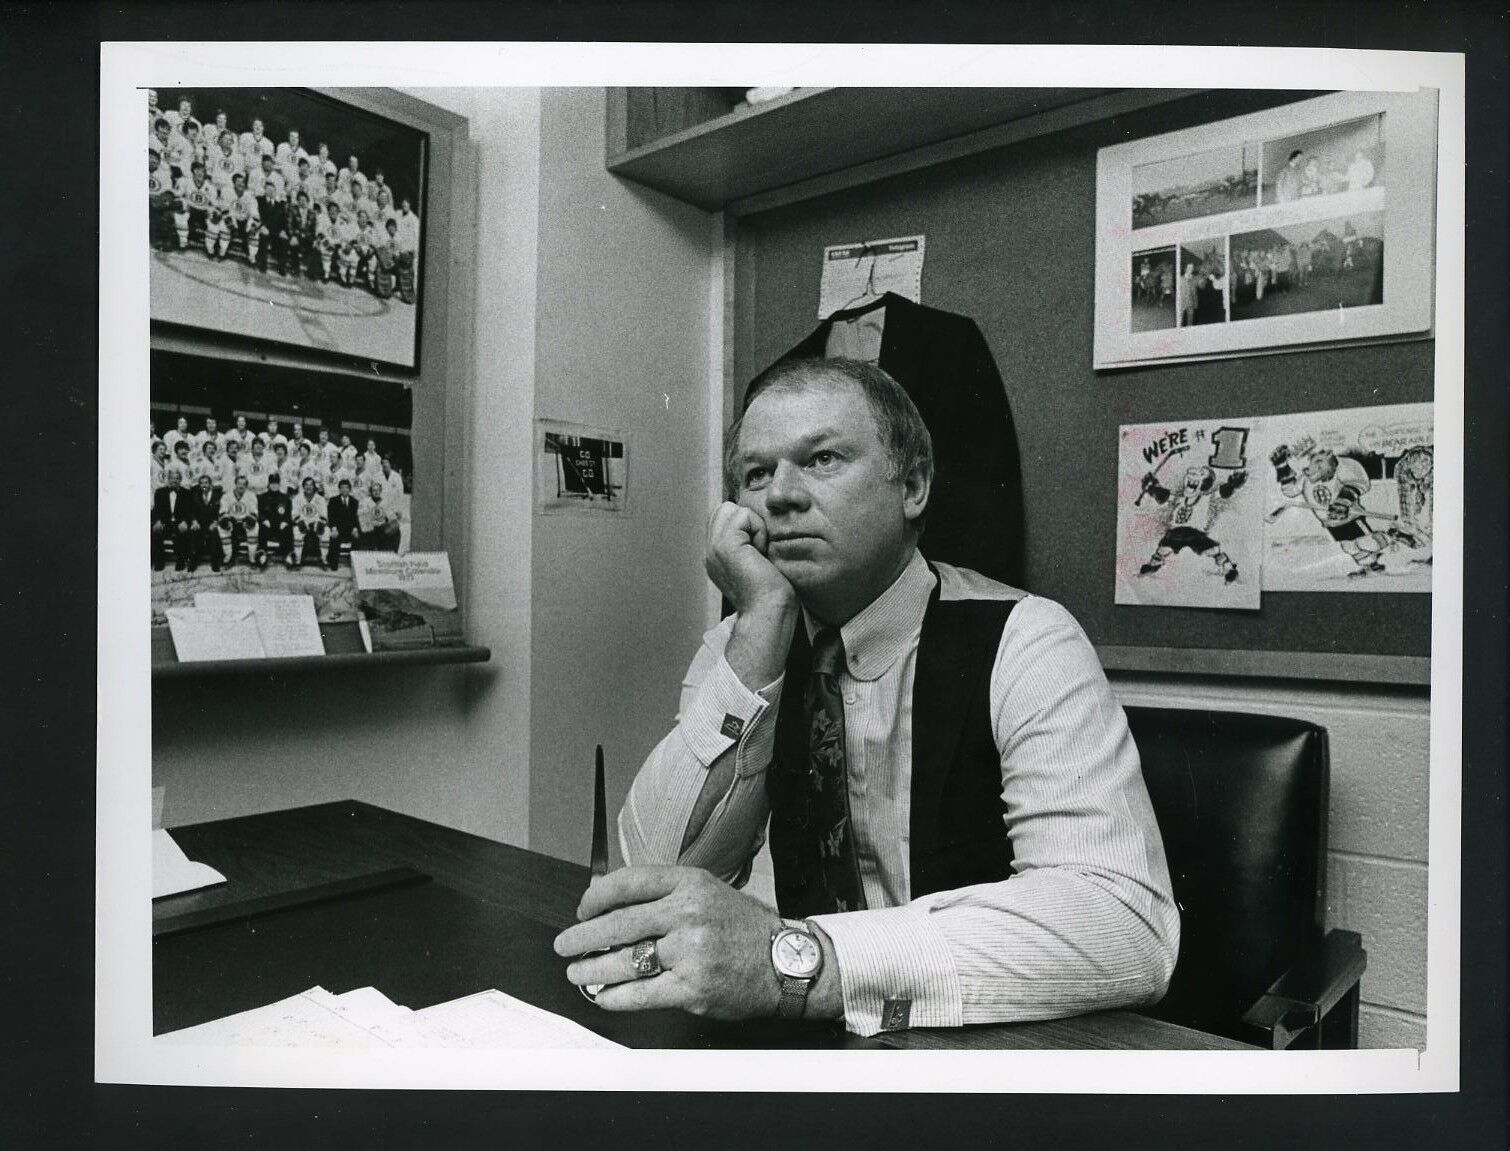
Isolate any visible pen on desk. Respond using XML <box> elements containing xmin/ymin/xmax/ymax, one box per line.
<box><xmin>591</xmin><ymin>744</ymin><xmax>608</xmax><ymax>879</ymax></box>
<box><xmin>582</xmin><ymin>744</ymin><xmax>610</xmax><ymax>1002</ymax></box>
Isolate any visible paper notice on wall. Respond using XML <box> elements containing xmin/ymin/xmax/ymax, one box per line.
<box><xmin>1116</xmin><ymin>418</ymin><xmax>1264</xmax><ymax>610</ymax></box>
<box><xmin>1258</xmin><ymin>403</ymin><xmax>1434</xmax><ymax>592</ymax></box>
<box><xmin>818</xmin><ymin>236</ymin><xmax>925</xmax><ymax>318</ymax></box>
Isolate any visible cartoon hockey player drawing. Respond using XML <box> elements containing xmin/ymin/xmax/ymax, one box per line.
<box><xmin>1391</xmin><ymin>444</ymin><xmax>1434</xmax><ymax>566</ymax></box>
<box><xmin>1138</xmin><ymin>463</ymin><xmax>1248</xmax><ymax>583</ymax></box>
<box><xmin>1266</xmin><ymin>435</ymin><xmax>1392</xmax><ymax>579</ymax></box>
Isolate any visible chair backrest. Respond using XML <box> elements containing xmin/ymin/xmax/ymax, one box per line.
<box><xmin>1126</xmin><ymin>706</ymin><xmax>1329</xmax><ymax>1043</ymax></box>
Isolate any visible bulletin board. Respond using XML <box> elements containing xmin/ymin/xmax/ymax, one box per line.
<box><xmin>731</xmin><ymin>89</ymin><xmax>1434</xmax><ymax>683</ymax></box>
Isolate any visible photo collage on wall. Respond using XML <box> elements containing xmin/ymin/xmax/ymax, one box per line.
<box><xmin>1129</xmin><ymin>112</ymin><xmax>1385</xmax><ymax>333</ymax></box>
<box><xmin>1116</xmin><ymin>402</ymin><xmax>1433</xmax><ymax>609</ymax></box>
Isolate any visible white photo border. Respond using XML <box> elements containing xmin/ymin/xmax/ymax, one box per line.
<box><xmin>99</xmin><ymin>42</ymin><xmax>1466</xmax><ymax>1096</ymax></box>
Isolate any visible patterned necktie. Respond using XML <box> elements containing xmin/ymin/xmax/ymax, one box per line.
<box><xmin>805</xmin><ymin>627</ymin><xmax>867</xmax><ymax>914</ymax></box>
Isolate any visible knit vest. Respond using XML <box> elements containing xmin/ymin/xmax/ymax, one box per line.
<box><xmin>767</xmin><ymin>583</ymin><xmax>1017</xmax><ymax>918</ymax></box>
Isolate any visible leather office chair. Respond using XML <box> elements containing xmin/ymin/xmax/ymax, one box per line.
<box><xmin>1126</xmin><ymin>706</ymin><xmax>1367</xmax><ymax>1049</ymax></box>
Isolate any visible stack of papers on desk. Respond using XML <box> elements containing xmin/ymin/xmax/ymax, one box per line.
<box><xmin>157</xmin><ymin>985</ymin><xmax>622</xmax><ymax>1049</ymax></box>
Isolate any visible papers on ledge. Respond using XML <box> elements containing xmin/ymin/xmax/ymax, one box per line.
<box><xmin>157</xmin><ymin>985</ymin><xmax>623</xmax><ymax>1049</ymax></box>
<box><xmin>152</xmin><ymin>828</ymin><xmax>227</xmax><ymax>899</ymax></box>
<box><xmin>166</xmin><ymin>593</ymin><xmax>325</xmax><ymax>662</ymax></box>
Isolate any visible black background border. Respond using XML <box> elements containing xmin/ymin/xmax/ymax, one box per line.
<box><xmin>6</xmin><ymin>2</ymin><xmax>1504</xmax><ymax>1146</ymax></box>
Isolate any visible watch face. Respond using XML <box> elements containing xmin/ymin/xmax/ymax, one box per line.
<box><xmin>773</xmin><ymin>929</ymin><xmax>822</xmax><ymax>978</ymax></box>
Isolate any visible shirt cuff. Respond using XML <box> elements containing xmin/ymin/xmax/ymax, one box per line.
<box><xmin>807</xmin><ymin>904</ymin><xmax>964</xmax><ymax>1037</ymax></box>
<box><xmin>676</xmin><ymin>653</ymin><xmax>782</xmax><ymax>776</ymax></box>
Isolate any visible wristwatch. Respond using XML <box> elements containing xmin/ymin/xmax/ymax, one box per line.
<box><xmin>770</xmin><ymin>923</ymin><xmax>824</xmax><ymax>1019</ymax></box>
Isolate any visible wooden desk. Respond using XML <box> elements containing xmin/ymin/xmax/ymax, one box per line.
<box><xmin>154</xmin><ymin>800</ymin><xmax>1255</xmax><ymax>1051</ymax></box>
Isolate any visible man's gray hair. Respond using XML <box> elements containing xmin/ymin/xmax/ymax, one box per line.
<box><xmin>723</xmin><ymin>357</ymin><xmax>935</xmax><ymax>501</ymax></box>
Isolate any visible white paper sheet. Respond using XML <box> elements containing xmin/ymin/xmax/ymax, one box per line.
<box><xmin>151</xmin><ymin>828</ymin><xmax>227</xmax><ymax>899</ymax></box>
<box><xmin>411</xmin><ymin>990</ymin><xmax>622</xmax><ymax>1050</ymax></box>
<box><xmin>157</xmin><ymin>985</ymin><xmax>624</xmax><ymax>1050</ymax></box>
<box><xmin>194</xmin><ymin>592</ymin><xmax>325</xmax><ymax>657</ymax></box>
<box><xmin>165</xmin><ymin>606</ymin><xmax>266</xmax><ymax>662</ymax></box>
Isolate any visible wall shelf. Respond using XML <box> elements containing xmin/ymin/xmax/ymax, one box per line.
<box><xmin>606</xmin><ymin>87</ymin><xmax>1199</xmax><ymax>212</ymax></box>
<box><xmin>152</xmin><ymin>622</ymin><xmax>490</xmax><ymax>679</ymax></box>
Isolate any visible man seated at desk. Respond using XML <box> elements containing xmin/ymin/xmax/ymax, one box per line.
<box><xmin>556</xmin><ymin>358</ymin><xmax>1179</xmax><ymax>1037</ymax></box>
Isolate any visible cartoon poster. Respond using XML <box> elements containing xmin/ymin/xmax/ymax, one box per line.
<box><xmin>1258</xmin><ymin>403</ymin><xmax>1433</xmax><ymax>592</ymax></box>
<box><xmin>1115</xmin><ymin>418</ymin><xmax>1263</xmax><ymax>610</ymax></box>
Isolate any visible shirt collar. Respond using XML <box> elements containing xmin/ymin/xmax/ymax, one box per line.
<box><xmin>803</xmin><ymin>549</ymin><xmax>935</xmax><ymax>683</ymax></box>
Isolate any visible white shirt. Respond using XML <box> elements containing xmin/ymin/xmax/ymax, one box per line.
<box><xmin>621</xmin><ymin>550</ymin><xmax>1178</xmax><ymax>1037</ymax></box>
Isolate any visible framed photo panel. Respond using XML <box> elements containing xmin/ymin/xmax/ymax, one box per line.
<box><xmin>148</xmin><ymin>87</ymin><xmax>428</xmax><ymax>371</ymax></box>
<box><xmin>1093</xmin><ymin>89</ymin><xmax>1438</xmax><ymax>369</ymax></box>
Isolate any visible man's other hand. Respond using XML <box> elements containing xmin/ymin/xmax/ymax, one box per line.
<box><xmin>553</xmin><ymin>866</ymin><xmax>787</xmax><ymax>1021</ymax></box>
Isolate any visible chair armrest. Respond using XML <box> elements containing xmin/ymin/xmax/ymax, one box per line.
<box><xmin>1241</xmin><ymin>929</ymin><xmax>1368</xmax><ymax>1049</ymax></box>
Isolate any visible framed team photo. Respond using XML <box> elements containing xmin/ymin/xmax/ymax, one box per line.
<box><xmin>1093</xmin><ymin>89</ymin><xmax>1437</xmax><ymax>369</ymax></box>
<box><xmin>148</xmin><ymin>87</ymin><xmax>428</xmax><ymax>371</ymax></box>
<box><xmin>149</xmin><ymin>350</ymin><xmax>416</xmax><ymax>644</ymax></box>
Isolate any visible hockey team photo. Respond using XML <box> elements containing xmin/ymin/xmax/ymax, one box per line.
<box><xmin>147</xmin><ymin>87</ymin><xmax>427</xmax><ymax>369</ymax></box>
<box><xmin>149</xmin><ymin>351</ymin><xmax>416</xmax><ymax>626</ymax></box>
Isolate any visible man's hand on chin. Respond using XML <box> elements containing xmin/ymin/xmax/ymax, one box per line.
<box><xmin>552</xmin><ymin>866</ymin><xmax>838</xmax><ymax>1022</ymax></box>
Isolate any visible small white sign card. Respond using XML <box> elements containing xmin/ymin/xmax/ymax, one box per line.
<box><xmin>818</xmin><ymin>235</ymin><xmax>926</xmax><ymax>318</ymax></box>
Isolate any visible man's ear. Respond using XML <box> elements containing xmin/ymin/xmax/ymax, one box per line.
<box><xmin>901</xmin><ymin>461</ymin><xmax>932</xmax><ymax>527</ymax></box>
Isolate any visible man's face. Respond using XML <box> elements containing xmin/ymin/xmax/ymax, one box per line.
<box><xmin>341</xmin><ymin>435</ymin><xmax>352</xmax><ymax>448</ymax></box>
<box><xmin>220</xmin><ymin>135</ymin><xmax>234</xmax><ymax>155</ymax></box>
<box><xmin>236</xmin><ymin>417</ymin><xmax>247</xmax><ymax>431</ymax></box>
<box><xmin>155</xmin><ymin>123</ymin><xmax>169</xmax><ymax>145</ymax></box>
<box><xmin>179</xmin><ymin>100</ymin><xmax>192</xmax><ymax>118</ymax></box>
<box><xmin>176</xmin><ymin>419</ymin><xmax>188</xmax><ymax>434</ymax></box>
<box><xmin>252</xmin><ymin>441</ymin><xmax>264</xmax><ymax>457</ymax></box>
<box><xmin>235</xmin><ymin>478</ymin><xmax>248</xmax><ymax>495</ymax></box>
<box><xmin>318</xmin><ymin>430</ymin><xmax>329</xmax><ymax>444</ymax></box>
<box><xmin>289</xmin><ymin>131</ymin><xmax>299</xmax><ymax>148</ymax></box>
<box><xmin>252</xmin><ymin>119</ymin><xmax>264</xmax><ymax>138</ymax></box>
<box><xmin>302</xmin><ymin>479</ymin><xmax>315</xmax><ymax>496</ymax></box>
<box><xmin>205</xmin><ymin>419</ymin><xmax>217</xmax><ymax>433</ymax></box>
<box><xmin>262</xmin><ymin>155</ymin><xmax>274</xmax><ymax>172</ymax></box>
<box><xmin>733</xmin><ymin>377</ymin><xmax>925</xmax><ymax>618</ymax></box>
